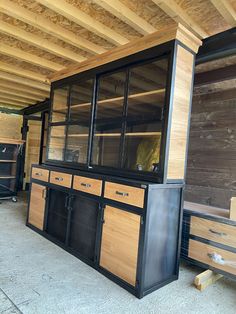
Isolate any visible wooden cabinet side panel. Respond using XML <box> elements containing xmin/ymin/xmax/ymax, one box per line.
<box><xmin>100</xmin><ymin>206</ymin><xmax>140</xmax><ymax>286</ymax></box>
<box><xmin>167</xmin><ymin>46</ymin><xmax>194</xmax><ymax>180</ymax></box>
<box><xmin>28</xmin><ymin>183</ymin><xmax>46</xmax><ymax>230</ymax></box>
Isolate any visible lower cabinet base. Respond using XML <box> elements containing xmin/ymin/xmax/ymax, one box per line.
<box><xmin>26</xmin><ymin>221</ymin><xmax>179</xmax><ymax>298</ymax></box>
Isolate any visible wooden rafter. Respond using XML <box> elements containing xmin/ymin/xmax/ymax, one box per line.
<box><xmin>152</xmin><ymin>0</ymin><xmax>208</xmax><ymax>39</ymax></box>
<box><xmin>0</xmin><ymin>98</ymin><xmax>28</xmax><ymax>107</ymax></box>
<box><xmin>0</xmin><ymin>71</ymin><xmax>50</xmax><ymax>92</ymax></box>
<box><xmin>93</xmin><ymin>0</ymin><xmax>156</xmax><ymax>35</ymax></box>
<box><xmin>0</xmin><ymin>61</ymin><xmax>49</xmax><ymax>83</ymax></box>
<box><xmin>36</xmin><ymin>0</ymin><xmax>129</xmax><ymax>45</ymax></box>
<box><xmin>0</xmin><ymin>93</ymin><xmax>35</xmax><ymax>105</ymax></box>
<box><xmin>0</xmin><ymin>80</ymin><xmax>48</xmax><ymax>98</ymax></box>
<box><xmin>0</xmin><ymin>43</ymin><xmax>63</xmax><ymax>71</ymax></box>
<box><xmin>0</xmin><ymin>20</ymin><xmax>86</xmax><ymax>63</ymax></box>
<box><xmin>210</xmin><ymin>0</ymin><xmax>236</xmax><ymax>27</ymax></box>
<box><xmin>0</xmin><ymin>0</ymin><xmax>105</xmax><ymax>55</ymax></box>
<box><xmin>0</xmin><ymin>88</ymin><xmax>45</xmax><ymax>102</ymax></box>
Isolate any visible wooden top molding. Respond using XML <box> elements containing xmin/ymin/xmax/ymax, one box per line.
<box><xmin>0</xmin><ymin>137</ymin><xmax>25</xmax><ymax>145</ymax></box>
<box><xmin>49</xmin><ymin>23</ymin><xmax>202</xmax><ymax>82</ymax></box>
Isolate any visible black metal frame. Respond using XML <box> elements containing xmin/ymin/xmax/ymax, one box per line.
<box><xmin>46</xmin><ymin>41</ymin><xmax>175</xmax><ymax>183</ymax></box>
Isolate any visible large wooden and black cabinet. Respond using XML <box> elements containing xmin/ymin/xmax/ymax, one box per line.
<box><xmin>27</xmin><ymin>25</ymin><xmax>202</xmax><ymax>297</ymax></box>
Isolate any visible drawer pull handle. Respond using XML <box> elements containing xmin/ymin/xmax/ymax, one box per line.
<box><xmin>116</xmin><ymin>191</ymin><xmax>129</xmax><ymax>197</ymax></box>
<box><xmin>35</xmin><ymin>172</ymin><xmax>42</xmax><ymax>176</ymax></box>
<box><xmin>81</xmin><ymin>183</ymin><xmax>91</xmax><ymax>188</ymax></box>
<box><xmin>208</xmin><ymin>252</ymin><xmax>225</xmax><ymax>265</ymax></box>
<box><xmin>55</xmin><ymin>177</ymin><xmax>63</xmax><ymax>182</ymax></box>
<box><xmin>209</xmin><ymin>229</ymin><xmax>227</xmax><ymax>237</ymax></box>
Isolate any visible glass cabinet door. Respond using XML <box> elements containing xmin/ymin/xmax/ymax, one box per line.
<box><xmin>51</xmin><ymin>86</ymin><xmax>69</xmax><ymax>123</ymax></box>
<box><xmin>123</xmin><ymin>58</ymin><xmax>168</xmax><ymax>172</ymax></box>
<box><xmin>65</xmin><ymin>80</ymin><xmax>93</xmax><ymax>164</ymax></box>
<box><xmin>47</xmin><ymin>125</ymin><xmax>66</xmax><ymax>161</ymax></box>
<box><xmin>92</xmin><ymin>71</ymin><xmax>126</xmax><ymax>168</ymax></box>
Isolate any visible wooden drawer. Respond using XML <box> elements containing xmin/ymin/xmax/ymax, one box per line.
<box><xmin>190</xmin><ymin>216</ymin><xmax>236</xmax><ymax>249</ymax></box>
<box><xmin>104</xmin><ymin>182</ymin><xmax>145</xmax><ymax>208</ymax></box>
<box><xmin>188</xmin><ymin>239</ymin><xmax>236</xmax><ymax>276</ymax></box>
<box><xmin>73</xmin><ymin>175</ymin><xmax>102</xmax><ymax>196</ymax></box>
<box><xmin>50</xmin><ymin>171</ymin><xmax>72</xmax><ymax>188</ymax></box>
<box><xmin>32</xmin><ymin>167</ymin><xmax>49</xmax><ymax>182</ymax></box>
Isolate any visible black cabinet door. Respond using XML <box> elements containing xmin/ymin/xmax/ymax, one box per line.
<box><xmin>46</xmin><ymin>189</ymin><xmax>69</xmax><ymax>243</ymax></box>
<box><xmin>68</xmin><ymin>195</ymin><xmax>99</xmax><ymax>261</ymax></box>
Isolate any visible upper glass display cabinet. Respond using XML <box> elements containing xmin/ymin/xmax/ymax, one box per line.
<box><xmin>47</xmin><ymin>55</ymin><xmax>169</xmax><ymax>178</ymax></box>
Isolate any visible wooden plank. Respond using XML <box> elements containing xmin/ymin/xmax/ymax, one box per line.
<box><xmin>167</xmin><ymin>45</ymin><xmax>194</xmax><ymax>180</ymax></box>
<box><xmin>0</xmin><ymin>92</ymin><xmax>36</xmax><ymax>104</ymax></box>
<box><xmin>0</xmin><ymin>61</ymin><xmax>49</xmax><ymax>83</ymax></box>
<box><xmin>184</xmin><ymin>201</ymin><xmax>229</xmax><ymax>218</ymax></box>
<box><xmin>93</xmin><ymin>0</ymin><xmax>156</xmax><ymax>35</ymax></box>
<box><xmin>0</xmin><ymin>20</ymin><xmax>86</xmax><ymax>63</ymax></box>
<box><xmin>194</xmin><ymin>269</ymin><xmax>223</xmax><ymax>291</ymax></box>
<box><xmin>50</xmin><ymin>24</ymin><xmax>201</xmax><ymax>82</ymax></box>
<box><xmin>36</xmin><ymin>0</ymin><xmax>129</xmax><ymax>46</ymax></box>
<box><xmin>0</xmin><ymin>98</ymin><xmax>28</xmax><ymax>107</ymax></box>
<box><xmin>0</xmin><ymin>0</ymin><xmax>105</xmax><ymax>55</ymax></box>
<box><xmin>152</xmin><ymin>0</ymin><xmax>208</xmax><ymax>38</ymax></box>
<box><xmin>230</xmin><ymin>197</ymin><xmax>236</xmax><ymax>221</ymax></box>
<box><xmin>0</xmin><ymin>72</ymin><xmax>50</xmax><ymax>92</ymax></box>
<box><xmin>0</xmin><ymin>43</ymin><xmax>63</xmax><ymax>71</ymax></box>
<box><xmin>0</xmin><ymin>88</ymin><xmax>43</xmax><ymax>102</ymax></box>
<box><xmin>211</xmin><ymin>0</ymin><xmax>236</xmax><ymax>27</ymax></box>
<box><xmin>0</xmin><ymin>137</ymin><xmax>24</xmax><ymax>144</ymax></box>
<box><xmin>0</xmin><ymin>80</ymin><xmax>49</xmax><ymax>97</ymax></box>
<box><xmin>100</xmin><ymin>205</ymin><xmax>140</xmax><ymax>286</ymax></box>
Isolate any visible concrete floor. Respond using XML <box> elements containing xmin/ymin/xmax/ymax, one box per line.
<box><xmin>0</xmin><ymin>194</ymin><xmax>236</xmax><ymax>314</ymax></box>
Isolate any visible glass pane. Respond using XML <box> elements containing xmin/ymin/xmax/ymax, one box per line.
<box><xmin>69</xmin><ymin>79</ymin><xmax>93</xmax><ymax>122</ymax></box>
<box><xmin>92</xmin><ymin>71</ymin><xmax>126</xmax><ymax>167</ymax></box>
<box><xmin>51</xmin><ymin>86</ymin><xmax>69</xmax><ymax>123</ymax></box>
<box><xmin>123</xmin><ymin>58</ymin><xmax>168</xmax><ymax>172</ymax></box>
<box><xmin>64</xmin><ymin>80</ymin><xmax>93</xmax><ymax>164</ymax></box>
<box><xmin>65</xmin><ymin>125</ymin><xmax>89</xmax><ymax>163</ymax></box>
<box><xmin>47</xmin><ymin>125</ymin><xmax>66</xmax><ymax>161</ymax></box>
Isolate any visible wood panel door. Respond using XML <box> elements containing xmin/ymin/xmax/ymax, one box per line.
<box><xmin>100</xmin><ymin>205</ymin><xmax>140</xmax><ymax>286</ymax></box>
<box><xmin>28</xmin><ymin>183</ymin><xmax>46</xmax><ymax>230</ymax></box>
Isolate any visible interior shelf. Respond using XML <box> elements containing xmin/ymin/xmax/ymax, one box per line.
<box><xmin>0</xmin><ymin>176</ymin><xmax>16</xmax><ymax>179</ymax></box>
<box><xmin>53</xmin><ymin>89</ymin><xmax>165</xmax><ymax>113</ymax></box>
<box><xmin>51</xmin><ymin>132</ymin><xmax>161</xmax><ymax>138</ymax></box>
<box><xmin>0</xmin><ymin>160</ymin><xmax>17</xmax><ymax>163</ymax></box>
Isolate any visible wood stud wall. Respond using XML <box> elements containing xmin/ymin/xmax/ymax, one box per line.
<box><xmin>0</xmin><ymin>0</ymin><xmax>235</xmax><ymax>109</ymax></box>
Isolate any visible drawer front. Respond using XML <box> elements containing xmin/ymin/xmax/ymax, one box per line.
<box><xmin>104</xmin><ymin>182</ymin><xmax>145</xmax><ymax>208</ymax></box>
<box><xmin>32</xmin><ymin>167</ymin><xmax>49</xmax><ymax>182</ymax></box>
<box><xmin>50</xmin><ymin>171</ymin><xmax>72</xmax><ymax>188</ymax></box>
<box><xmin>73</xmin><ymin>176</ymin><xmax>102</xmax><ymax>196</ymax></box>
<box><xmin>190</xmin><ymin>216</ymin><xmax>236</xmax><ymax>249</ymax></box>
<box><xmin>188</xmin><ymin>239</ymin><xmax>236</xmax><ymax>276</ymax></box>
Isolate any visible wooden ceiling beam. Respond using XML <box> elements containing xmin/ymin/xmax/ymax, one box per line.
<box><xmin>152</xmin><ymin>0</ymin><xmax>208</xmax><ymax>39</ymax></box>
<box><xmin>93</xmin><ymin>0</ymin><xmax>156</xmax><ymax>35</ymax></box>
<box><xmin>0</xmin><ymin>43</ymin><xmax>63</xmax><ymax>71</ymax></box>
<box><xmin>0</xmin><ymin>87</ymin><xmax>43</xmax><ymax>102</ymax></box>
<box><xmin>0</xmin><ymin>80</ymin><xmax>48</xmax><ymax>97</ymax></box>
<box><xmin>0</xmin><ymin>71</ymin><xmax>50</xmax><ymax>92</ymax></box>
<box><xmin>0</xmin><ymin>20</ymin><xmax>86</xmax><ymax>63</ymax></box>
<box><xmin>0</xmin><ymin>93</ymin><xmax>35</xmax><ymax>105</ymax></box>
<box><xmin>0</xmin><ymin>61</ymin><xmax>49</xmax><ymax>83</ymax></box>
<box><xmin>0</xmin><ymin>97</ymin><xmax>28</xmax><ymax>107</ymax></box>
<box><xmin>0</xmin><ymin>0</ymin><xmax>105</xmax><ymax>55</ymax></box>
<box><xmin>36</xmin><ymin>0</ymin><xmax>129</xmax><ymax>45</ymax></box>
<box><xmin>210</xmin><ymin>0</ymin><xmax>236</xmax><ymax>27</ymax></box>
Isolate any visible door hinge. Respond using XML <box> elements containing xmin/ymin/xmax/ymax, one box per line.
<box><xmin>141</xmin><ymin>216</ymin><xmax>144</xmax><ymax>225</ymax></box>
